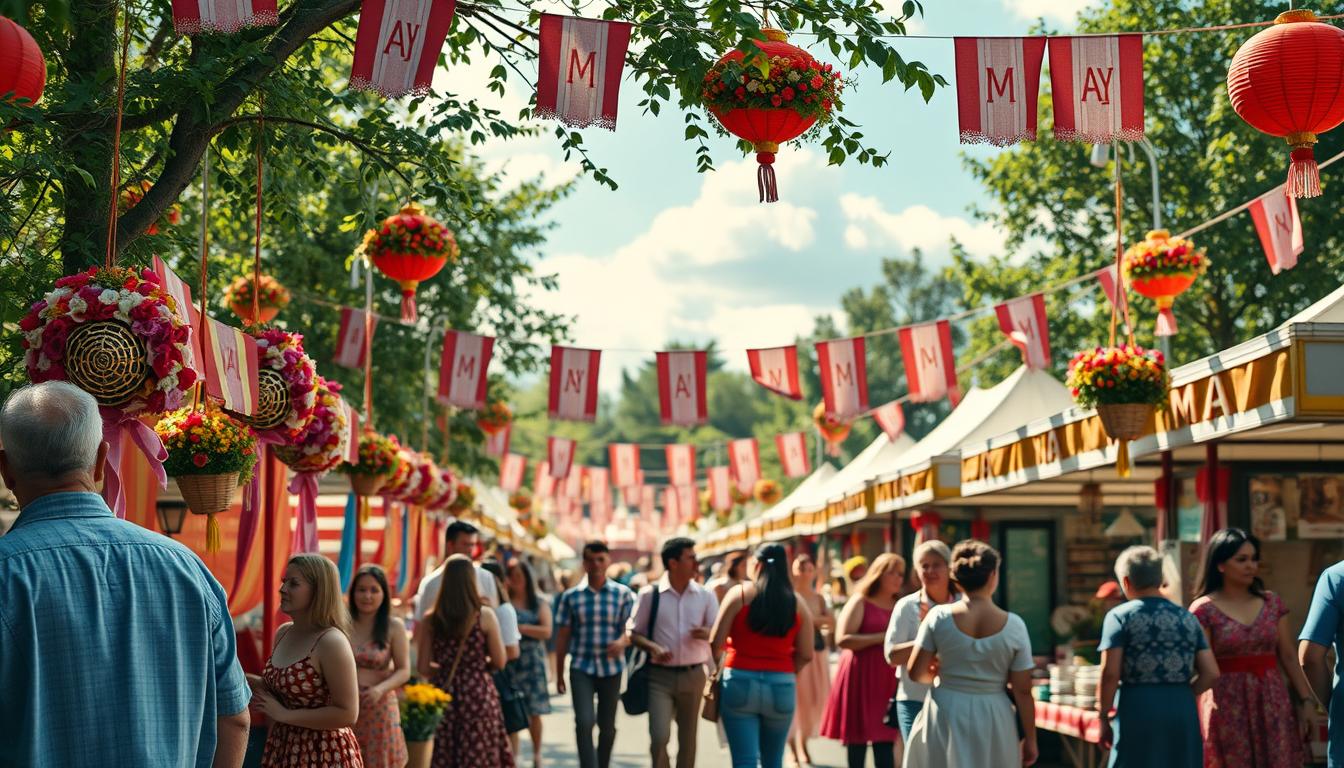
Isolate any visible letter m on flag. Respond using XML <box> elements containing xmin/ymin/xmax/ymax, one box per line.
<box><xmin>438</xmin><ymin>330</ymin><xmax>494</xmax><ymax>410</ymax></box>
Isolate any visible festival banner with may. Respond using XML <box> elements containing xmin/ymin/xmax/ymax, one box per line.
<box><xmin>536</xmin><ymin>14</ymin><xmax>633</xmax><ymax>129</ymax></box>
<box><xmin>350</xmin><ymin>0</ymin><xmax>457</xmax><ymax>98</ymax></box>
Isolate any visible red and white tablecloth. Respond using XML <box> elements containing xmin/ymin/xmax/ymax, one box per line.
<box><xmin>1035</xmin><ymin>701</ymin><xmax>1103</xmax><ymax>744</ymax></box>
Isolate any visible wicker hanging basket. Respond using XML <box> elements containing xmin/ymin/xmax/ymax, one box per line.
<box><xmin>1096</xmin><ymin>402</ymin><xmax>1152</xmax><ymax>442</ymax></box>
<box><xmin>232</xmin><ymin>368</ymin><xmax>291</xmax><ymax>431</ymax></box>
<box><xmin>350</xmin><ymin>472</ymin><xmax>387</xmax><ymax>497</ymax></box>
<box><xmin>64</xmin><ymin>320</ymin><xmax>150</xmax><ymax>407</ymax></box>
<box><xmin>176</xmin><ymin>472</ymin><xmax>240</xmax><ymax>517</ymax></box>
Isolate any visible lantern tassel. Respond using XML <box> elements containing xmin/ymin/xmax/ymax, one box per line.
<box><xmin>756</xmin><ymin>151</ymin><xmax>778</xmax><ymax>203</ymax></box>
<box><xmin>1155</xmin><ymin>307</ymin><xmax>1178</xmax><ymax>336</ymax></box>
<box><xmin>206</xmin><ymin>512</ymin><xmax>221</xmax><ymax>554</ymax></box>
<box><xmin>825</xmin><ymin>440</ymin><xmax>841</xmax><ymax>457</ymax></box>
<box><xmin>400</xmin><ymin>289</ymin><xmax>417</xmax><ymax>323</ymax></box>
<box><xmin>1116</xmin><ymin>440</ymin><xmax>1132</xmax><ymax>479</ymax></box>
<box><xmin>1288</xmin><ymin>146</ymin><xmax>1322</xmax><ymax>199</ymax></box>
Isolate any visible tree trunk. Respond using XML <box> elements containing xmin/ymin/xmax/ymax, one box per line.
<box><xmin>59</xmin><ymin>0</ymin><xmax>118</xmax><ymax>274</ymax></box>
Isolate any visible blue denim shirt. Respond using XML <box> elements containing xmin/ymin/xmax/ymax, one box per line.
<box><xmin>0</xmin><ymin>492</ymin><xmax>250</xmax><ymax>767</ymax></box>
<box><xmin>1302</xmin><ymin>561</ymin><xmax>1344</xmax><ymax>767</ymax></box>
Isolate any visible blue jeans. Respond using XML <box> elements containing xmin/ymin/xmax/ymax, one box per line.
<box><xmin>720</xmin><ymin>668</ymin><xmax>796</xmax><ymax>768</ymax></box>
<box><xmin>894</xmin><ymin>699</ymin><xmax>923</xmax><ymax>740</ymax></box>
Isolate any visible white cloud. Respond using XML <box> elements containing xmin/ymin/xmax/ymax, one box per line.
<box><xmin>999</xmin><ymin>0</ymin><xmax>1090</xmax><ymax>24</ymax></box>
<box><xmin>838</xmin><ymin>193</ymin><xmax>1004</xmax><ymax>260</ymax></box>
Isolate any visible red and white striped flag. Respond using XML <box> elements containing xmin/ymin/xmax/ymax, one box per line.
<box><xmin>1049</xmin><ymin>35</ymin><xmax>1145</xmax><ymax>143</ymax></box>
<box><xmin>728</xmin><ymin>438</ymin><xmax>761</xmax><ymax>495</ymax></box>
<box><xmin>535</xmin><ymin>462</ymin><xmax>557</xmax><ymax>498</ymax></box>
<box><xmin>994</xmin><ymin>293</ymin><xmax>1052</xmax><ymax>370</ymax></box>
<box><xmin>548</xmin><ymin>437</ymin><xmax>577</xmax><ymax>480</ymax></box>
<box><xmin>1097</xmin><ymin>264</ymin><xmax>1121</xmax><ymax>308</ymax></box>
<box><xmin>608</xmin><ymin>443</ymin><xmax>641</xmax><ymax>489</ymax></box>
<box><xmin>1248</xmin><ymin>188</ymin><xmax>1303</xmax><ymax>275</ymax></box>
<box><xmin>562</xmin><ymin>465</ymin><xmax>584</xmax><ymax>499</ymax></box>
<box><xmin>536</xmin><ymin>15</ymin><xmax>633</xmax><ymax>130</ymax></box>
<box><xmin>746</xmin><ymin>345</ymin><xmax>803</xmax><ymax>400</ymax></box>
<box><xmin>666</xmin><ymin>444</ymin><xmax>696</xmax><ymax>487</ymax></box>
<box><xmin>899</xmin><ymin>320</ymin><xmax>961</xmax><ymax>406</ymax></box>
<box><xmin>815</xmin><ymin>337</ymin><xmax>869</xmax><ymax>418</ymax></box>
<box><xmin>438</xmin><ymin>330</ymin><xmax>494</xmax><ymax>410</ymax></box>
<box><xmin>708</xmin><ymin>466</ymin><xmax>733</xmax><ymax>512</ymax></box>
<box><xmin>350</xmin><ymin>0</ymin><xmax>456</xmax><ymax>98</ymax></box>
<box><xmin>499</xmin><ymin>453</ymin><xmax>527</xmax><ymax>493</ymax></box>
<box><xmin>662</xmin><ymin>486</ymin><xmax>680</xmax><ymax>527</ymax></box>
<box><xmin>872</xmin><ymin>401</ymin><xmax>906</xmax><ymax>441</ymax></box>
<box><xmin>776</xmin><ymin>432</ymin><xmax>810</xmax><ymax>479</ymax></box>
<box><xmin>677</xmin><ymin>485</ymin><xmax>698</xmax><ymax>522</ymax></box>
<box><xmin>656</xmin><ymin>350</ymin><xmax>708</xmax><ymax>426</ymax></box>
<box><xmin>586</xmin><ymin>467</ymin><xmax>610</xmax><ymax>509</ymax></box>
<box><xmin>344</xmin><ymin>401</ymin><xmax>361</xmax><ymax>464</ymax></box>
<box><xmin>484</xmin><ymin>422</ymin><xmax>510</xmax><ymax>458</ymax></box>
<box><xmin>639</xmin><ymin>485</ymin><xmax>656</xmax><ymax>519</ymax></box>
<box><xmin>172</xmin><ymin>0</ymin><xmax>276</xmax><ymax>34</ymax></box>
<box><xmin>549</xmin><ymin>346</ymin><xmax>601</xmax><ymax>422</ymax></box>
<box><xmin>151</xmin><ymin>255</ymin><xmax>203</xmax><ymax>377</ymax></box>
<box><xmin>204</xmin><ymin>318</ymin><xmax>260</xmax><ymax>415</ymax></box>
<box><xmin>334</xmin><ymin>307</ymin><xmax>376</xmax><ymax>369</ymax></box>
<box><xmin>954</xmin><ymin>37</ymin><xmax>1047</xmax><ymax>145</ymax></box>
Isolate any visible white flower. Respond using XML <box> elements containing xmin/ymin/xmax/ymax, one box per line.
<box><xmin>746</xmin><ymin>80</ymin><xmax>760</xmax><ymax>93</ymax></box>
<box><xmin>118</xmin><ymin>292</ymin><xmax>144</xmax><ymax>314</ymax></box>
<box><xmin>98</xmin><ymin>289</ymin><xmax>119</xmax><ymax>306</ymax></box>
<box><xmin>67</xmin><ymin>296</ymin><xmax>89</xmax><ymax>320</ymax></box>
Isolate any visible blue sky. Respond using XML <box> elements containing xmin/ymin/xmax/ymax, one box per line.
<box><xmin>447</xmin><ymin>0</ymin><xmax>1092</xmax><ymax>390</ymax></box>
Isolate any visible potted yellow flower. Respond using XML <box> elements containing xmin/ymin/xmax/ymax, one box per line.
<box><xmin>154</xmin><ymin>405</ymin><xmax>257</xmax><ymax>553</ymax></box>
<box><xmin>401</xmin><ymin>681</ymin><xmax>452</xmax><ymax>768</ymax></box>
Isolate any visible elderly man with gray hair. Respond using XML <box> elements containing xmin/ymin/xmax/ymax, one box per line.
<box><xmin>0</xmin><ymin>382</ymin><xmax>251</xmax><ymax>768</ymax></box>
<box><xmin>1095</xmin><ymin>545</ymin><xmax>1219</xmax><ymax>767</ymax></box>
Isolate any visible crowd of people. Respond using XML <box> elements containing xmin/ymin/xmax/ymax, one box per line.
<box><xmin>7</xmin><ymin>381</ymin><xmax>1344</xmax><ymax>768</ymax></box>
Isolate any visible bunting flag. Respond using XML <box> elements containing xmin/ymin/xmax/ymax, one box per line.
<box><xmin>994</xmin><ymin>293</ymin><xmax>1052</xmax><ymax>370</ymax></box>
<box><xmin>204</xmin><ymin>318</ymin><xmax>260</xmax><ymax>415</ymax></box>
<box><xmin>1097</xmin><ymin>264</ymin><xmax>1121</xmax><ymax>308</ymax></box>
<box><xmin>656</xmin><ymin>350</ymin><xmax>709</xmax><ymax>426</ymax></box>
<box><xmin>499</xmin><ymin>453</ymin><xmax>527</xmax><ymax>492</ymax></box>
<box><xmin>484</xmin><ymin>422</ymin><xmax>511</xmax><ymax>458</ymax></box>
<box><xmin>586</xmin><ymin>467</ymin><xmax>611</xmax><ymax>508</ymax></box>
<box><xmin>344</xmin><ymin>405</ymin><xmax>361</xmax><ymax>464</ymax></box>
<box><xmin>536</xmin><ymin>14</ymin><xmax>633</xmax><ymax>130</ymax></box>
<box><xmin>547</xmin><ymin>437</ymin><xmax>577</xmax><ymax>480</ymax></box>
<box><xmin>1248</xmin><ymin>188</ymin><xmax>1303</xmax><ymax>275</ymax></box>
<box><xmin>438</xmin><ymin>330</ymin><xmax>494</xmax><ymax>410</ymax></box>
<box><xmin>746</xmin><ymin>345</ymin><xmax>803</xmax><ymax>400</ymax></box>
<box><xmin>639</xmin><ymin>485</ymin><xmax>656</xmax><ymax>520</ymax></box>
<box><xmin>954</xmin><ymin>37</ymin><xmax>1047</xmax><ymax>145</ymax></box>
<box><xmin>665</xmin><ymin>444</ymin><xmax>696</xmax><ymax>487</ymax></box>
<box><xmin>151</xmin><ymin>256</ymin><xmax>204</xmax><ymax>377</ymax></box>
<box><xmin>562</xmin><ymin>465</ymin><xmax>583</xmax><ymax>500</ymax></box>
<box><xmin>776</xmin><ymin>432</ymin><xmax>811</xmax><ymax>479</ymax></box>
<box><xmin>899</xmin><ymin>320</ymin><xmax>961</xmax><ymax>406</ymax></box>
<box><xmin>728</xmin><ymin>438</ymin><xmax>761</xmax><ymax>495</ymax></box>
<box><xmin>872</xmin><ymin>401</ymin><xmax>906</xmax><ymax>441</ymax></box>
<box><xmin>349</xmin><ymin>0</ymin><xmax>457</xmax><ymax>98</ymax></box>
<box><xmin>677</xmin><ymin>485</ymin><xmax>698</xmax><ymax>523</ymax></box>
<box><xmin>549</xmin><ymin>345</ymin><xmax>602</xmax><ymax>421</ymax></box>
<box><xmin>608</xmin><ymin>443</ymin><xmax>641</xmax><ymax>489</ymax></box>
<box><xmin>535</xmin><ymin>461</ymin><xmax>557</xmax><ymax>498</ymax></box>
<box><xmin>1048</xmin><ymin>35</ymin><xmax>1145</xmax><ymax>143</ymax></box>
<box><xmin>815</xmin><ymin>337</ymin><xmax>870</xmax><ymax>418</ymax></box>
<box><xmin>334</xmin><ymin>307</ymin><xmax>376</xmax><ymax>369</ymax></box>
<box><xmin>171</xmin><ymin>0</ymin><xmax>277</xmax><ymax>35</ymax></box>
<box><xmin>662</xmin><ymin>486</ymin><xmax>680</xmax><ymax>527</ymax></box>
<box><xmin>708</xmin><ymin>466</ymin><xmax>733</xmax><ymax>512</ymax></box>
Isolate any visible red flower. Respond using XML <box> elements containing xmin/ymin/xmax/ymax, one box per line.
<box><xmin>189</xmin><ymin>433</ymin><xmax>201</xmax><ymax>443</ymax></box>
<box><xmin>734</xmin><ymin>87</ymin><xmax>746</xmax><ymax>101</ymax></box>
<box><xmin>782</xmin><ymin>87</ymin><xmax>795</xmax><ymax>101</ymax></box>
<box><xmin>770</xmin><ymin>95</ymin><xmax>783</xmax><ymax>107</ymax></box>
<box><xmin>192</xmin><ymin>453</ymin><xmax>209</xmax><ymax>468</ymax></box>
<box><xmin>823</xmin><ymin>99</ymin><xmax>833</xmax><ymax>110</ymax></box>
<box><xmin>797</xmin><ymin>82</ymin><xmax>808</xmax><ymax>92</ymax></box>
<box><xmin>810</xmin><ymin>75</ymin><xmax>824</xmax><ymax>89</ymax></box>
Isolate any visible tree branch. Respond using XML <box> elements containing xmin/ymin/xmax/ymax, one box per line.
<box><xmin>213</xmin><ymin>113</ymin><xmax>419</xmax><ymax>187</ymax></box>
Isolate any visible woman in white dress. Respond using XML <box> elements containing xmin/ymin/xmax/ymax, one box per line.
<box><xmin>901</xmin><ymin>540</ymin><xmax>1038</xmax><ymax>768</ymax></box>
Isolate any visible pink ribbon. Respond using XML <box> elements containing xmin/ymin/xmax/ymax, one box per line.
<box><xmin>99</xmin><ymin>407</ymin><xmax>167</xmax><ymax>519</ymax></box>
<box><xmin>289</xmin><ymin>471</ymin><xmax>320</xmax><ymax>554</ymax></box>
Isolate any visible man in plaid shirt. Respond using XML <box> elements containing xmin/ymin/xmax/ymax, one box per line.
<box><xmin>555</xmin><ymin>540</ymin><xmax>635</xmax><ymax>768</ymax></box>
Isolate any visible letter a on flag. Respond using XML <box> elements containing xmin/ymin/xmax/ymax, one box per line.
<box><xmin>708</xmin><ymin>466</ymin><xmax>733</xmax><ymax>512</ymax></box>
<box><xmin>1248</xmin><ymin>188</ymin><xmax>1303</xmax><ymax>275</ymax></box>
<box><xmin>204</xmin><ymin>318</ymin><xmax>260</xmax><ymax>415</ymax></box>
<box><xmin>334</xmin><ymin>307</ymin><xmax>377</xmax><ymax>369</ymax></box>
<box><xmin>728</xmin><ymin>438</ymin><xmax>761</xmax><ymax>495</ymax></box>
<box><xmin>608</xmin><ymin>443</ymin><xmax>641</xmax><ymax>489</ymax></box>
<box><xmin>666</xmin><ymin>444</ymin><xmax>696</xmax><ymax>487</ymax></box>
<box><xmin>151</xmin><ymin>255</ymin><xmax>203</xmax><ymax>378</ymax></box>
<box><xmin>547</xmin><ymin>437</ymin><xmax>577</xmax><ymax>480</ymax></box>
<box><xmin>656</xmin><ymin>350</ymin><xmax>708</xmax><ymax>426</ymax></box>
<box><xmin>746</xmin><ymin>345</ymin><xmax>802</xmax><ymax>400</ymax></box>
<box><xmin>172</xmin><ymin>0</ymin><xmax>276</xmax><ymax>35</ymax></box>
<box><xmin>499</xmin><ymin>453</ymin><xmax>527</xmax><ymax>493</ymax></box>
<box><xmin>815</xmin><ymin>337</ymin><xmax>869</xmax><ymax>418</ymax></box>
<box><xmin>776</xmin><ymin>432</ymin><xmax>811</xmax><ymax>479</ymax></box>
<box><xmin>549</xmin><ymin>346</ymin><xmax>601</xmax><ymax>422</ymax></box>
<box><xmin>899</xmin><ymin>320</ymin><xmax>961</xmax><ymax>406</ymax></box>
<box><xmin>994</xmin><ymin>293</ymin><xmax>1052</xmax><ymax>370</ymax></box>
<box><xmin>438</xmin><ymin>330</ymin><xmax>494</xmax><ymax>410</ymax></box>
<box><xmin>954</xmin><ymin>37</ymin><xmax>1047</xmax><ymax>145</ymax></box>
<box><xmin>536</xmin><ymin>14</ymin><xmax>632</xmax><ymax>130</ymax></box>
<box><xmin>1049</xmin><ymin>35</ymin><xmax>1145</xmax><ymax>142</ymax></box>
<box><xmin>350</xmin><ymin>0</ymin><xmax>457</xmax><ymax>98</ymax></box>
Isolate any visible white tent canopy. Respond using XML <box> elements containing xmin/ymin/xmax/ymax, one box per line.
<box><xmin>761</xmin><ymin>464</ymin><xmax>838</xmax><ymax>525</ymax></box>
<box><xmin>788</xmin><ymin>430</ymin><xmax>918</xmax><ymax>529</ymax></box>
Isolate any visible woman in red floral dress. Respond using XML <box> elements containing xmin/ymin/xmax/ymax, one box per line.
<box><xmin>417</xmin><ymin>554</ymin><xmax>513</xmax><ymax>768</ymax></box>
<box><xmin>1190</xmin><ymin>528</ymin><xmax>1319</xmax><ymax>768</ymax></box>
<box><xmin>253</xmin><ymin>554</ymin><xmax>364</xmax><ymax>767</ymax></box>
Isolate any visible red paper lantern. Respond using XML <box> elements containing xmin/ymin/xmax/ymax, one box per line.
<box><xmin>1122</xmin><ymin>229</ymin><xmax>1208</xmax><ymax>337</ymax></box>
<box><xmin>364</xmin><ymin>203</ymin><xmax>458</xmax><ymax>322</ymax></box>
<box><xmin>1227</xmin><ymin>9</ymin><xmax>1344</xmax><ymax>198</ymax></box>
<box><xmin>0</xmin><ymin>16</ymin><xmax>45</xmax><ymax>106</ymax></box>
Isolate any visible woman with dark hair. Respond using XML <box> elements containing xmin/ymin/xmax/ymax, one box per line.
<box><xmin>508</xmin><ymin>560</ymin><xmax>552</xmax><ymax>767</ymax></box>
<box><xmin>1190</xmin><ymin>528</ymin><xmax>1316</xmax><ymax>768</ymax></box>
<box><xmin>348</xmin><ymin>564</ymin><xmax>410</xmax><ymax>768</ymax></box>
<box><xmin>710</xmin><ymin>543</ymin><xmax>816</xmax><ymax>768</ymax></box>
<box><xmin>711</xmin><ymin>551</ymin><xmax>750</xmax><ymax>602</ymax></box>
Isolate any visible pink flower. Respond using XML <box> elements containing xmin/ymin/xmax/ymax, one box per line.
<box><xmin>147</xmin><ymin>390</ymin><xmax>167</xmax><ymax>413</ymax></box>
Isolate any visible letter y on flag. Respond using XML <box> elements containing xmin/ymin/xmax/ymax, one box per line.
<box><xmin>350</xmin><ymin>0</ymin><xmax>457</xmax><ymax>98</ymax></box>
<box><xmin>1049</xmin><ymin>35</ymin><xmax>1145</xmax><ymax>142</ymax></box>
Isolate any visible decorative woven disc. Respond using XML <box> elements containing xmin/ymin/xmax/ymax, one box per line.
<box><xmin>64</xmin><ymin>321</ymin><xmax>149</xmax><ymax>407</ymax></box>
<box><xmin>238</xmin><ymin>368</ymin><xmax>291</xmax><ymax>431</ymax></box>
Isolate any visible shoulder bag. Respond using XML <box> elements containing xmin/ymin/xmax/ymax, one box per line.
<box><xmin>703</xmin><ymin>584</ymin><xmax>749</xmax><ymax>723</ymax></box>
<box><xmin>621</xmin><ymin>585</ymin><xmax>661</xmax><ymax>715</ymax></box>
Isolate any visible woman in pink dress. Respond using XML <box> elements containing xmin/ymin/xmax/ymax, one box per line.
<box><xmin>1190</xmin><ymin>528</ymin><xmax>1317</xmax><ymax>768</ymax></box>
<box><xmin>789</xmin><ymin>551</ymin><xmax>834</xmax><ymax>767</ymax></box>
<box><xmin>348</xmin><ymin>564</ymin><xmax>409</xmax><ymax>768</ymax></box>
<box><xmin>821</xmin><ymin>552</ymin><xmax>905</xmax><ymax>768</ymax></box>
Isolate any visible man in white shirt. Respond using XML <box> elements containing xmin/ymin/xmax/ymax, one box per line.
<box><xmin>628</xmin><ymin>537</ymin><xmax>719</xmax><ymax>768</ymax></box>
<box><xmin>414</xmin><ymin>520</ymin><xmax>500</xmax><ymax>620</ymax></box>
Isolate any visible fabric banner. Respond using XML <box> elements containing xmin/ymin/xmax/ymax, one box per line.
<box><xmin>639</xmin><ymin>485</ymin><xmax>656</xmax><ymax>520</ymax></box>
<box><xmin>776</xmin><ymin>432</ymin><xmax>811</xmax><ymax>479</ymax></box>
<box><xmin>746</xmin><ymin>345</ymin><xmax>803</xmax><ymax>400</ymax></box>
<box><xmin>344</xmin><ymin>403</ymin><xmax>361</xmax><ymax>464</ymax></box>
<box><xmin>872</xmin><ymin>401</ymin><xmax>906</xmax><ymax>442</ymax></box>
<box><xmin>536</xmin><ymin>14</ymin><xmax>633</xmax><ymax>130</ymax></box>
<box><xmin>484</xmin><ymin>422</ymin><xmax>510</xmax><ymax>458</ymax></box>
<box><xmin>438</xmin><ymin>329</ymin><xmax>494</xmax><ymax>410</ymax></box>
<box><xmin>608</xmin><ymin>443</ymin><xmax>641</xmax><ymax>489</ymax></box>
<box><xmin>728</xmin><ymin>438</ymin><xmax>761</xmax><ymax>495</ymax></box>
<box><xmin>562</xmin><ymin>467</ymin><xmax>583</xmax><ymax>500</ymax></box>
<box><xmin>1048</xmin><ymin>35</ymin><xmax>1145</xmax><ymax>142</ymax></box>
<box><xmin>662</xmin><ymin>486</ymin><xmax>679</xmax><ymax>527</ymax></box>
<box><xmin>666</xmin><ymin>444</ymin><xmax>696</xmax><ymax>487</ymax></box>
<box><xmin>708</xmin><ymin>466</ymin><xmax>733</xmax><ymax>512</ymax></box>
<box><xmin>336</xmin><ymin>493</ymin><xmax>358</xmax><ymax>587</ymax></box>
<box><xmin>334</xmin><ymin>307</ymin><xmax>376</xmax><ymax>369</ymax></box>
<box><xmin>172</xmin><ymin>0</ymin><xmax>276</xmax><ymax>34</ymax></box>
<box><xmin>677</xmin><ymin>485</ymin><xmax>698</xmax><ymax>523</ymax></box>
<box><xmin>151</xmin><ymin>256</ymin><xmax>204</xmax><ymax>377</ymax></box>
<box><xmin>898</xmin><ymin>320</ymin><xmax>960</xmax><ymax>406</ymax></box>
<box><xmin>499</xmin><ymin>453</ymin><xmax>527</xmax><ymax>492</ymax></box>
<box><xmin>656</xmin><ymin>350</ymin><xmax>709</xmax><ymax>426</ymax></box>
<box><xmin>204</xmin><ymin>318</ymin><xmax>260</xmax><ymax>415</ymax></box>
<box><xmin>954</xmin><ymin>37</ymin><xmax>1047</xmax><ymax>145</ymax></box>
<box><xmin>350</xmin><ymin>0</ymin><xmax>457</xmax><ymax>98</ymax></box>
<box><xmin>815</xmin><ymin>336</ymin><xmax>870</xmax><ymax>418</ymax></box>
<box><xmin>547</xmin><ymin>437</ymin><xmax>577</xmax><ymax>480</ymax></box>
<box><xmin>535</xmin><ymin>461</ymin><xmax>556</xmax><ymax>498</ymax></box>
<box><xmin>1097</xmin><ymin>264</ymin><xmax>1121</xmax><ymax>308</ymax></box>
<box><xmin>549</xmin><ymin>345</ymin><xmax>601</xmax><ymax>421</ymax></box>
<box><xmin>586</xmin><ymin>467</ymin><xmax>610</xmax><ymax>508</ymax></box>
<box><xmin>994</xmin><ymin>293</ymin><xmax>1052</xmax><ymax>370</ymax></box>
<box><xmin>1248</xmin><ymin>188</ymin><xmax>1303</xmax><ymax>275</ymax></box>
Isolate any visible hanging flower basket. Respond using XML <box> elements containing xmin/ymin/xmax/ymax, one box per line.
<box><xmin>1067</xmin><ymin>345</ymin><xmax>1168</xmax><ymax>476</ymax></box>
<box><xmin>275</xmin><ymin>378</ymin><xmax>351</xmax><ymax>474</ymax></box>
<box><xmin>410</xmin><ymin>457</ymin><xmax>450</xmax><ymax>507</ymax></box>
<box><xmin>233</xmin><ymin>329</ymin><xmax>318</xmax><ymax>439</ymax></box>
<box><xmin>155</xmin><ymin>406</ymin><xmax>257</xmax><ymax>553</ymax></box>
<box><xmin>477</xmin><ymin>401</ymin><xmax>512</xmax><ymax>436</ymax></box>
<box><xmin>754</xmin><ymin>478</ymin><xmax>782</xmax><ymax>506</ymax></box>
<box><xmin>813</xmin><ymin>402</ymin><xmax>851</xmax><ymax>456</ymax></box>
<box><xmin>225</xmin><ymin>273</ymin><xmax>290</xmax><ymax>326</ymax></box>
<box><xmin>362</xmin><ymin>202</ymin><xmax>459</xmax><ymax>322</ymax></box>
<box><xmin>426</xmin><ymin>466</ymin><xmax>459</xmax><ymax>511</ymax></box>
<box><xmin>341</xmin><ymin>431</ymin><xmax>401</xmax><ymax>497</ymax></box>
<box><xmin>1122</xmin><ymin>230</ymin><xmax>1208</xmax><ymax>337</ymax></box>
<box><xmin>447</xmin><ymin>482</ymin><xmax>476</xmax><ymax>515</ymax></box>
<box><xmin>380</xmin><ymin>446</ymin><xmax>421</xmax><ymax>501</ymax></box>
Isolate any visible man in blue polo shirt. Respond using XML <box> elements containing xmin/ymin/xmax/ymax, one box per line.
<box><xmin>0</xmin><ymin>382</ymin><xmax>251</xmax><ymax>767</ymax></box>
<box><xmin>1300</xmin><ymin>561</ymin><xmax>1344</xmax><ymax>766</ymax></box>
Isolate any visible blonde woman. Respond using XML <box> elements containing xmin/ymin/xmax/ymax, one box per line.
<box><xmin>253</xmin><ymin>554</ymin><xmax>364</xmax><ymax>767</ymax></box>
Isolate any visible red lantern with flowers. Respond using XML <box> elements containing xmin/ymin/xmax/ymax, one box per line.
<box><xmin>1227</xmin><ymin>9</ymin><xmax>1344</xmax><ymax>198</ymax></box>
<box><xmin>1</xmin><ymin>16</ymin><xmax>46</xmax><ymax>106</ymax></box>
<box><xmin>362</xmin><ymin>202</ymin><xmax>459</xmax><ymax>322</ymax></box>
<box><xmin>702</xmin><ymin>28</ymin><xmax>845</xmax><ymax>202</ymax></box>
<box><xmin>477</xmin><ymin>401</ymin><xmax>512</xmax><ymax>436</ymax></box>
<box><xmin>813</xmin><ymin>402</ymin><xmax>851</xmax><ymax>457</ymax></box>
<box><xmin>1122</xmin><ymin>229</ymin><xmax>1208</xmax><ymax>337</ymax></box>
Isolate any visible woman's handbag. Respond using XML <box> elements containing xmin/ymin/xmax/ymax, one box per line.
<box><xmin>701</xmin><ymin>664</ymin><xmax>722</xmax><ymax>723</ymax></box>
<box><xmin>883</xmin><ymin>693</ymin><xmax>902</xmax><ymax>729</ymax></box>
<box><xmin>493</xmin><ymin>669</ymin><xmax>531</xmax><ymax>734</ymax></box>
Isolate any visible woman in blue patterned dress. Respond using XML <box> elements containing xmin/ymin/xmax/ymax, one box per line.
<box><xmin>508</xmin><ymin>560</ymin><xmax>553</xmax><ymax>768</ymax></box>
<box><xmin>1097</xmin><ymin>546</ymin><xmax>1220</xmax><ymax>768</ymax></box>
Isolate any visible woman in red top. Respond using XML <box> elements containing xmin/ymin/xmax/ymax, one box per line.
<box><xmin>710</xmin><ymin>543</ymin><xmax>816</xmax><ymax>768</ymax></box>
